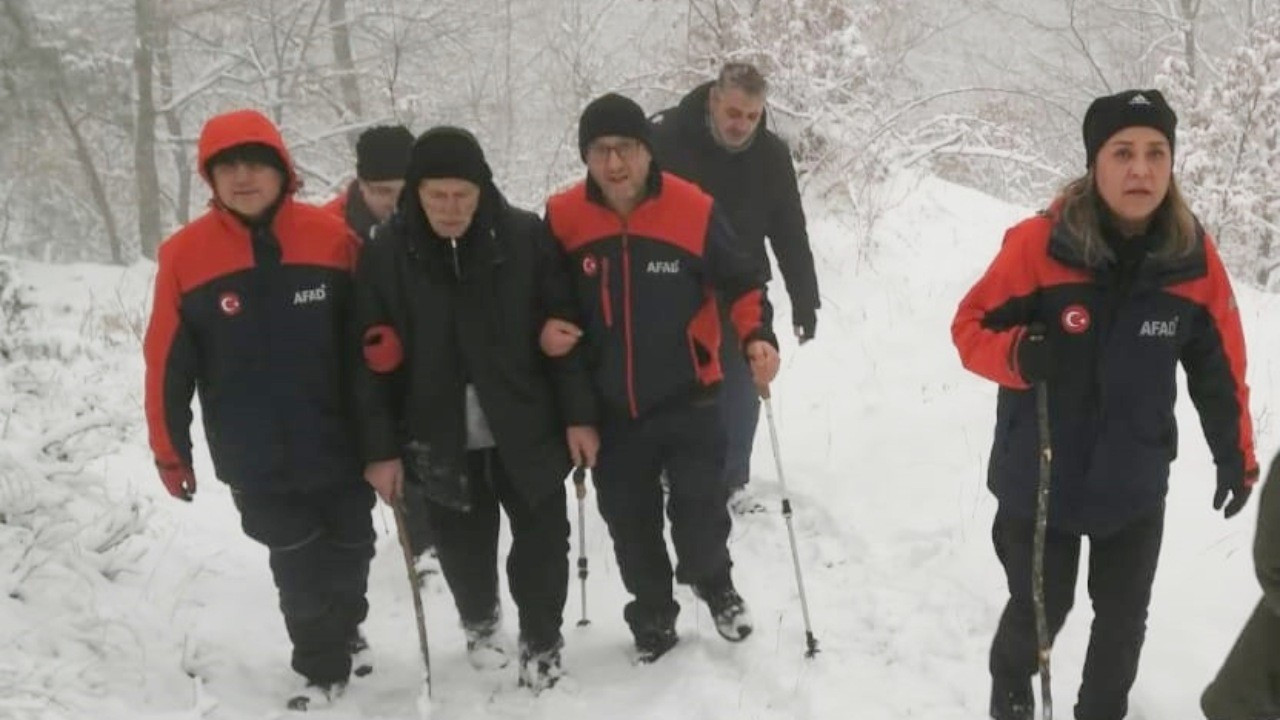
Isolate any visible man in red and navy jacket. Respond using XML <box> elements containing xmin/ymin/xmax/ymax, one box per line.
<box><xmin>143</xmin><ymin>109</ymin><xmax>372</xmax><ymax>709</ymax></box>
<box><xmin>542</xmin><ymin>93</ymin><xmax>779</xmax><ymax>662</ymax></box>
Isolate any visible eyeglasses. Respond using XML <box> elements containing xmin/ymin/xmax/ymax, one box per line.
<box><xmin>586</xmin><ymin>139</ymin><xmax>642</xmax><ymax>163</ymax></box>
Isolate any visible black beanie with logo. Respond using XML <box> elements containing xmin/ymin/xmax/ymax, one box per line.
<box><xmin>1082</xmin><ymin>89</ymin><xmax>1177</xmax><ymax>168</ymax></box>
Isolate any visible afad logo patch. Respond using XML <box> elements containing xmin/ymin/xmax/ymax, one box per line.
<box><xmin>1061</xmin><ymin>304</ymin><xmax>1091</xmax><ymax>334</ymax></box>
<box><xmin>219</xmin><ymin>291</ymin><xmax>243</xmax><ymax>316</ymax></box>
<box><xmin>582</xmin><ymin>255</ymin><xmax>599</xmax><ymax>277</ymax></box>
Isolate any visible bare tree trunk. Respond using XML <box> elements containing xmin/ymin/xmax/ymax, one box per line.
<box><xmin>55</xmin><ymin>94</ymin><xmax>124</xmax><ymax>264</ymax></box>
<box><xmin>1180</xmin><ymin>0</ymin><xmax>1199</xmax><ymax>79</ymax></box>
<box><xmin>0</xmin><ymin>185</ymin><xmax>13</xmax><ymax>252</ymax></box>
<box><xmin>7</xmin><ymin>0</ymin><xmax>124</xmax><ymax>263</ymax></box>
<box><xmin>155</xmin><ymin>22</ymin><xmax>190</xmax><ymax>226</ymax></box>
<box><xmin>134</xmin><ymin>0</ymin><xmax>163</xmax><ymax>258</ymax></box>
<box><xmin>329</xmin><ymin>0</ymin><xmax>361</xmax><ymax>145</ymax></box>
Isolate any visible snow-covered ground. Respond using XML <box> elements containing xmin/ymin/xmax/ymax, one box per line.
<box><xmin>2</xmin><ymin>172</ymin><xmax>1275</xmax><ymax>719</ymax></box>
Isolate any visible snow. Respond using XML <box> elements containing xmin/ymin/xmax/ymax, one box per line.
<box><xmin>2</xmin><ymin>171</ymin><xmax>1275</xmax><ymax>719</ymax></box>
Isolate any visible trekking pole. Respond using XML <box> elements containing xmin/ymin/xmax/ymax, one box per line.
<box><xmin>393</xmin><ymin>497</ymin><xmax>433</xmax><ymax>699</ymax></box>
<box><xmin>760</xmin><ymin>385</ymin><xmax>820</xmax><ymax>658</ymax></box>
<box><xmin>573</xmin><ymin>467</ymin><xmax>590</xmax><ymax>627</ymax></box>
<box><xmin>1030</xmin><ymin>322</ymin><xmax>1054</xmax><ymax>719</ymax></box>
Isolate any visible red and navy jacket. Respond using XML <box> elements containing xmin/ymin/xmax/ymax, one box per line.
<box><xmin>546</xmin><ymin>170</ymin><xmax>776</xmax><ymax>419</ymax></box>
<box><xmin>143</xmin><ymin>109</ymin><xmax>363</xmax><ymax>491</ymax></box>
<box><xmin>953</xmin><ymin>210</ymin><xmax>1258</xmax><ymax>535</ymax></box>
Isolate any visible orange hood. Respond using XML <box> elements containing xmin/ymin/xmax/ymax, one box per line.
<box><xmin>197</xmin><ymin>109</ymin><xmax>299</xmax><ymax>193</ymax></box>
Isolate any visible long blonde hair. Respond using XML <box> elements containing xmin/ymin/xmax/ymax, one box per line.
<box><xmin>1054</xmin><ymin>170</ymin><xmax>1199</xmax><ymax>266</ymax></box>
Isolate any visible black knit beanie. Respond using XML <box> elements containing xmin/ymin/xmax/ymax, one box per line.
<box><xmin>405</xmin><ymin>126</ymin><xmax>493</xmax><ymax>189</ymax></box>
<box><xmin>1082</xmin><ymin>89</ymin><xmax>1177</xmax><ymax>168</ymax></box>
<box><xmin>577</xmin><ymin>93</ymin><xmax>651</xmax><ymax>161</ymax></box>
<box><xmin>356</xmin><ymin>125</ymin><xmax>414</xmax><ymax>181</ymax></box>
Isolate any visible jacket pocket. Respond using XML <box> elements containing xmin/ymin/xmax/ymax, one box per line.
<box><xmin>686</xmin><ymin>295</ymin><xmax>722</xmax><ymax>386</ymax></box>
<box><xmin>1128</xmin><ymin>407</ymin><xmax>1177</xmax><ymax>459</ymax></box>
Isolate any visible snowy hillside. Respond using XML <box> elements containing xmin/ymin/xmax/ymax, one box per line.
<box><xmin>1</xmin><ymin>172</ymin><xmax>1276</xmax><ymax>720</ymax></box>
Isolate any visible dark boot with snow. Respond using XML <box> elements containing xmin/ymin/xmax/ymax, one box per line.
<box><xmin>517</xmin><ymin>635</ymin><xmax>565</xmax><ymax>694</ymax></box>
<box><xmin>633</xmin><ymin>624</ymin><xmax>679</xmax><ymax>664</ymax></box>
<box><xmin>989</xmin><ymin>676</ymin><xmax>1034</xmax><ymax>720</ymax></box>
<box><xmin>348</xmin><ymin>630</ymin><xmax>372</xmax><ymax>678</ymax></box>
<box><xmin>464</xmin><ymin>609</ymin><xmax>509</xmax><ymax>670</ymax></box>
<box><xmin>286</xmin><ymin>679</ymin><xmax>346</xmax><ymax>712</ymax></box>
<box><xmin>626</xmin><ymin>599</ymin><xmax>680</xmax><ymax>664</ymax></box>
<box><xmin>694</xmin><ymin>576</ymin><xmax>753</xmax><ymax>641</ymax></box>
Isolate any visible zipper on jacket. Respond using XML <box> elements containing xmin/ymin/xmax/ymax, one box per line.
<box><xmin>449</xmin><ymin>238</ymin><xmax>462</xmax><ymax>281</ymax></box>
<box><xmin>622</xmin><ymin>233</ymin><xmax>638</xmax><ymax>418</ymax></box>
<box><xmin>600</xmin><ymin>257</ymin><xmax>613</xmax><ymax>327</ymax></box>
<box><xmin>1092</xmin><ymin>265</ymin><xmax>1138</xmax><ymax>442</ymax></box>
<box><xmin>249</xmin><ymin>221</ymin><xmax>287</xmax><ymax>475</ymax></box>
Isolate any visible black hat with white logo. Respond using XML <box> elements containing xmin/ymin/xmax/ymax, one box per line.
<box><xmin>1082</xmin><ymin>89</ymin><xmax>1177</xmax><ymax>168</ymax></box>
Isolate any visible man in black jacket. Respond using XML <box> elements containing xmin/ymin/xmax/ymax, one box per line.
<box><xmin>650</xmin><ymin>62</ymin><xmax>820</xmax><ymax>513</ymax></box>
<box><xmin>354</xmin><ymin>127</ymin><xmax>597</xmax><ymax>693</ymax></box>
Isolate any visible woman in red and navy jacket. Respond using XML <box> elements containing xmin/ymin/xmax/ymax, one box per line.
<box><xmin>953</xmin><ymin>90</ymin><xmax>1258</xmax><ymax>720</ymax></box>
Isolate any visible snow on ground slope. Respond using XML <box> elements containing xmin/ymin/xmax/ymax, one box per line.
<box><xmin>2</xmin><ymin>171</ymin><xmax>1277</xmax><ymax>719</ymax></box>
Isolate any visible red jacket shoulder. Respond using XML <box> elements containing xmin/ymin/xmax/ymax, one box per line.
<box><xmin>279</xmin><ymin>201</ymin><xmax>358</xmax><ymax>269</ymax></box>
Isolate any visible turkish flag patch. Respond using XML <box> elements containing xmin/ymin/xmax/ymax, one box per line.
<box><xmin>219</xmin><ymin>292</ymin><xmax>242</xmax><ymax>316</ymax></box>
<box><xmin>1061</xmin><ymin>304</ymin><xmax>1091</xmax><ymax>334</ymax></box>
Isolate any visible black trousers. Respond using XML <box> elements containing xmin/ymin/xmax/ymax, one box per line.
<box><xmin>424</xmin><ymin>448</ymin><xmax>569</xmax><ymax>652</ymax></box>
<box><xmin>231</xmin><ymin>480</ymin><xmax>375</xmax><ymax>685</ymax></box>
<box><xmin>594</xmin><ymin>396</ymin><xmax>732</xmax><ymax>632</ymax></box>
<box><xmin>989</xmin><ymin>504</ymin><xmax>1164</xmax><ymax>720</ymax></box>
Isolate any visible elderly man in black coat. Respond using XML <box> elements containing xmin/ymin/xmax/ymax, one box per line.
<box><xmin>354</xmin><ymin>126</ymin><xmax>597</xmax><ymax>693</ymax></box>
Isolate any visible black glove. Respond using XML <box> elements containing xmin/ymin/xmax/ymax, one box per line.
<box><xmin>1014</xmin><ymin>323</ymin><xmax>1056</xmax><ymax>383</ymax></box>
<box><xmin>1215</xmin><ymin>464</ymin><xmax>1259</xmax><ymax>519</ymax></box>
<box><xmin>793</xmin><ymin>308</ymin><xmax>817</xmax><ymax>345</ymax></box>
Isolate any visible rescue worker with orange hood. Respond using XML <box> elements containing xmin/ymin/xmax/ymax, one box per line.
<box><xmin>143</xmin><ymin>109</ymin><xmax>373</xmax><ymax>711</ymax></box>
